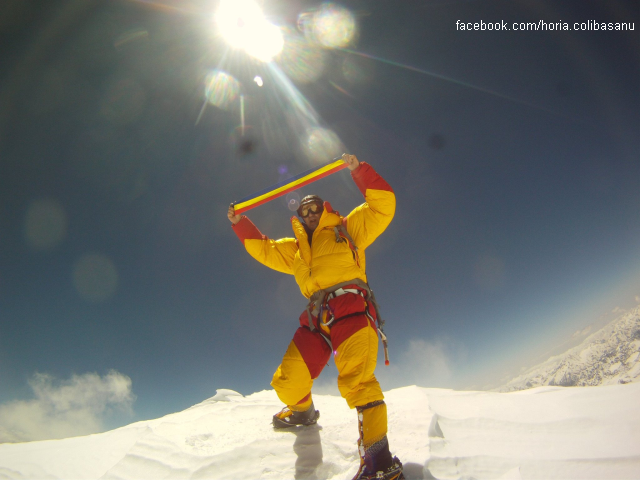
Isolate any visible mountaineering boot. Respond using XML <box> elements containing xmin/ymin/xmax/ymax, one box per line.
<box><xmin>272</xmin><ymin>402</ymin><xmax>320</xmax><ymax>428</ymax></box>
<box><xmin>351</xmin><ymin>435</ymin><xmax>404</xmax><ymax>480</ymax></box>
<box><xmin>352</xmin><ymin>401</ymin><xmax>402</xmax><ymax>479</ymax></box>
<box><xmin>352</xmin><ymin>456</ymin><xmax>404</xmax><ymax>480</ymax></box>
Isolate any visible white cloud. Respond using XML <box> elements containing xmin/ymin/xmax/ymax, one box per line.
<box><xmin>0</xmin><ymin>370</ymin><xmax>135</xmax><ymax>443</ymax></box>
<box><xmin>573</xmin><ymin>325</ymin><xmax>592</xmax><ymax>338</ymax></box>
<box><xmin>311</xmin><ymin>374</ymin><xmax>341</xmax><ymax>397</ymax></box>
<box><xmin>635</xmin><ymin>295</ymin><xmax>640</xmax><ymax>303</ymax></box>
<box><xmin>307</xmin><ymin>338</ymin><xmax>462</xmax><ymax>398</ymax></box>
<box><xmin>376</xmin><ymin>338</ymin><xmax>461</xmax><ymax>389</ymax></box>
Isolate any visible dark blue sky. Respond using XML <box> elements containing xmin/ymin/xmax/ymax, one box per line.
<box><xmin>1</xmin><ymin>0</ymin><xmax>638</xmax><ymax>432</ymax></box>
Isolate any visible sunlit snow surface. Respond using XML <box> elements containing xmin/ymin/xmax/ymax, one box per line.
<box><xmin>1</xmin><ymin>385</ymin><xmax>639</xmax><ymax>480</ymax></box>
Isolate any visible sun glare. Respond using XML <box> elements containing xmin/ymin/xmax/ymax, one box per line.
<box><xmin>215</xmin><ymin>0</ymin><xmax>283</xmax><ymax>62</ymax></box>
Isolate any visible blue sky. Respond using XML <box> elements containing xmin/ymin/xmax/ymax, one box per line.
<box><xmin>0</xmin><ymin>0</ymin><xmax>638</xmax><ymax>439</ymax></box>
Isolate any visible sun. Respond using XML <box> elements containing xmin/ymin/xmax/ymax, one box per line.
<box><xmin>215</xmin><ymin>0</ymin><xmax>283</xmax><ymax>62</ymax></box>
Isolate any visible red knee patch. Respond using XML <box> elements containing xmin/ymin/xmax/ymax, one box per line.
<box><xmin>330</xmin><ymin>315</ymin><xmax>374</xmax><ymax>351</ymax></box>
<box><xmin>293</xmin><ymin>327</ymin><xmax>331</xmax><ymax>379</ymax></box>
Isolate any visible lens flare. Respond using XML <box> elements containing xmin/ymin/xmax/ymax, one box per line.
<box><xmin>342</xmin><ymin>54</ymin><xmax>374</xmax><ymax>85</ymax></box>
<box><xmin>340</xmin><ymin>48</ymin><xmax>584</xmax><ymax>122</ymax></box>
<box><xmin>215</xmin><ymin>0</ymin><xmax>283</xmax><ymax>62</ymax></box>
<box><xmin>311</xmin><ymin>3</ymin><xmax>357</xmax><ymax>49</ymax></box>
<box><xmin>286</xmin><ymin>191</ymin><xmax>300</xmax><ymax>211</ymax></box>
<box><xmin>204</xmin><ymin>70</ymin><xmax>240</xmax><ymax>110</ymax></box>
<box><xmin>24</xmin><ymin>198</ymin><xmax>68</xmax><ymax>251</ymax></box>
<box><xmin>233</xmin><ymin>125</ymin><xmax>257</xmax><ymax>156</ymax></box>
<box><xmin>113</xmin><ymin>28</ymin><xmax>148</xmax><ymax>48</ymax></box>
<box><xmin>73</xmin><ymin>253</ymin><xmax>118</xmax><ymax>303</ymax></box>
<box><xmin>277</xmin><ymin>26</ymin><xmax>326</xmax><ymax>84</ymax></box>
<box><xmin>304</xmin><ymin>127</ymin><xmax>344</xmax><ymax>164</ymax></box>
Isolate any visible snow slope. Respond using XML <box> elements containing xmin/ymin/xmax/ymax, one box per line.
<box><xmin>501</xmin><ymin>307</ymin><xmax>640</xmax><ymax>392</ymax></box>
<box><xmin>1</xmin><ymin>384</ymin><xmax>639</xmax><ymax>480</ymax></box>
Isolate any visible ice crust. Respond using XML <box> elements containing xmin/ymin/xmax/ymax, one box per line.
<box><xmin>1</xmin><ymin>383</ymin><xmax>639</xmax><ymax>480</ymax></box>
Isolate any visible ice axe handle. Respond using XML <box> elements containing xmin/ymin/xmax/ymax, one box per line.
<box><xmin>377</xmin><ymin>328</ymin><xmax>390</xmax><ymax>366</ymax></box>
<box><xmin>383</xmin><ymin>339</ymin><xmax>390</xmax><ymax>366</ymax></box>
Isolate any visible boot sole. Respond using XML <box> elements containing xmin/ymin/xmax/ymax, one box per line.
<box><xmin>272</xmin><ymin>410</ymin><xmax>320</xmax><ymax>429</ymax></box>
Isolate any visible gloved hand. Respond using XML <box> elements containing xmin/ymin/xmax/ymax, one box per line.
<box><xmin>342</xmin><ymin>153</ymin><xmax>360</xmax><ymax>171</ymax></box>
<box><xmin>227</xmin><ymin>203</ymin><xmax>242</xmax><ymax>225</ymax></box>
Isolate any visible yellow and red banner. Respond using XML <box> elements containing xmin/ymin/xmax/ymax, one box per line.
<box><xmin>233</xmin><ymin>158</ymin><xmax>348</xmax><ymax>215</ymax></box>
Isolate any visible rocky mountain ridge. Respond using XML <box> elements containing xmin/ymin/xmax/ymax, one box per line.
<box><xmin>500</xmin><ymin>306</ymin><xmax>640</xmax><ymax>392</ymax></box>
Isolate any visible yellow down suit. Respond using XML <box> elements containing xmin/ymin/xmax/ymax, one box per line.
<box><xmin>232</xmin><ymin>162</ymin><xmax>395</xmax><ymax>462</ymax></box>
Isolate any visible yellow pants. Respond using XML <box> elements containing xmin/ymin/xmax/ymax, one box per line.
<box><xmin>271</xmin><ymin>294</ymin><xmax>387</xmax><ymax>448</ymax></box>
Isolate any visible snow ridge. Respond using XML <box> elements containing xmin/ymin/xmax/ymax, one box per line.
<box><xmin>500</xmin><ymin>307</ymin><xmax>640</xmax><ymax>392</ymax></box>
<box><xmin>1</xmin><ymin>385</ymin><xmax>640</xmax><ymax>479</ymax></box>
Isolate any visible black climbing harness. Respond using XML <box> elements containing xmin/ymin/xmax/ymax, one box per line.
<box><xmin>304</xmin><ymin>223</ymin><xmax>391</xmax><ymax>365</ymax></box>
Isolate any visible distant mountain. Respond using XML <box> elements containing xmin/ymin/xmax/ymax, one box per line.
<box><xmin>500</xmin><ymin>307</ymin><xmax>640</xmax><ymax>392</ymax></box>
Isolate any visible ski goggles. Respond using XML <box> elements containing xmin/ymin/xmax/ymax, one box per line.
<box><xmin>298</xmin><ymin>202</ymin><xmax>324</xmax><ymax>217</ymax></box>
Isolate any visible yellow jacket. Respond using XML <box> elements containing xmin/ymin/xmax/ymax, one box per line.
<box><xmin>232</xmin><ymin>162</ymin><xmax>395</xmax><ymax>298</ymax></box>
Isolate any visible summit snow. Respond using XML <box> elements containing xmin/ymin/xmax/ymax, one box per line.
<box><xmin>1</xmin><ymin>383</ymin><xmax>639</xmax><ymax>479</ymax></box>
